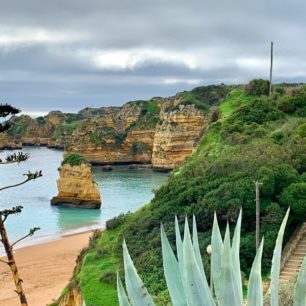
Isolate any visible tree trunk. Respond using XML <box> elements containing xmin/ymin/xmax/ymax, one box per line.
<box><xmin>0</xmin><ymin>215</ymin><xmax>28</xmax><ymax>306</ymax></box>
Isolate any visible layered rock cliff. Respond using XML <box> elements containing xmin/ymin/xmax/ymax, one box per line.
<box><xmin>152</xmin><ymin>104</ymin><xmax>208</xmax><ymax>170</ymax></box>
<box><xmin>1</xmin><ymin>85</ymin><xmax>230</xmax><ymax>170</ymax></box>
<box><xmin>51</xmin><ymin>158</ymin><xmax>101</xmax><ymax>209</ymax></box>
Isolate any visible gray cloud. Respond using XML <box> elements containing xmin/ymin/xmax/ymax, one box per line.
<box><xmin>0</xmin><ymin>0</ymin><xmax>305</xmax><ymax>114</ymax></box>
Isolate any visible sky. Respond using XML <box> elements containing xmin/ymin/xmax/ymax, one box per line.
<box><xmin>0</xmin><ymin>0</ymin><xmax>306</xmax><ymax>115</ymax></box>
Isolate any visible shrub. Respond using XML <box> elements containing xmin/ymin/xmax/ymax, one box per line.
<box><xmin>245</xmin><ymin>79</ymin><xmax>270</xmax><ymax>96</ymax></box>
<box><xmin>106</xmin><ymin>212</ymin><xmax>131</xmax><ymax>230</ymax></box>
<box><xmin>62</xmin><ymin>153</ymin><xmax>88</xmax><ymax>166</ymax></box>
<box><xmin>115</xmin><ymin>132</ymin><xmax>127</xmax><ymax>148</ymax></box>
<box><xmin>130</xmin><ymin>142</ymin><xmax>151</xmax><ymax>155</ymax></box>
<box><xmin>280</xmin><ymin>183</ymin><xmax>306</xmax><ymax>219</ymax></box>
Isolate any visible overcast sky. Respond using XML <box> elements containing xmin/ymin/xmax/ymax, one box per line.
<box><xmin>0</xmin><ymin>0</ymin><xmax>305</xmax><ymax>115</ymax></box>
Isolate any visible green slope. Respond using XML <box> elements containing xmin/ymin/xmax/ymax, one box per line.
<box><xmin>60</xmin><ymin>82</ymin><xmax>306</xmax><ymax>306</ymax></box>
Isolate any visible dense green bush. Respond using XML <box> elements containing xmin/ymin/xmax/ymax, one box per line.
<box><xmin>277</xmin><ymin>85</ymin><xmax>306</xmax><ymax>116</ymax></box>
<box><xmin>280</xmin><ymin>183</ymin><xmax>306</xmax><ymax>220</ymax></box>
<box><xmin>178</xmin><ymin>85</ymin><xmax>231</xmax><ymax>112</ymax></box>
<box><xmin>245</xmin><ymin>79</ymin><xmax>270</xmax><ymax>96</ymax></box>
<box><xmin>62</xmin><ymin>153</ymin><xmax>88</xmax><ymax>166</ymax></box>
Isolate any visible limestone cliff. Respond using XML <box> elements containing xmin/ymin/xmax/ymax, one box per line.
<box><xmin>152</xmin><ymin>105</ymin><xmax>208</xmax><ymax>170</ymax></box>
<box><xmin>2</xmin><ymin>85</ymin><xmax>230</xmax><ymax>170</ymax></box>
<box><xmin>51</xmin><ymin>162</ymin><xmax>101</xmax><ymax>209</ymax></box>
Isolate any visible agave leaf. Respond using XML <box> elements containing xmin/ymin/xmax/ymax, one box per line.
<box><xmin>192</xmin><ymin>215</ymin><xmax>215</xmax><ymax>305</ymax></box>
<box><xmin>122</xmin><ymin>240</ymin><xmax>155</xmax><ymax>306</ymax></box>
<box><xmin>230</xmin><ymin>209</ymin><xmax>243</xmax><ymax>305</ymax></box>
<box><xmin>293</xmin><ymin>254</ymin><xmax>306</xmax><ymax>306</ymax></box>
<box><xmin>117</xmin><ymin>273</ymin><xmax>132</xmax><ymax>306</ymax></box>
<box><xmin>218</xmin><ymin>223</ymin><xmax>241</xmax><ymax>306</ymax></box>
<box><xmin>247</xmin><ymin>238</ymin><xmax>264</xmax><ymax>306</ymax></box>
<box><xmin>161</xmin><ymin>224</ymin><xmax>188</xmax><ymax>306</ymax></box>
<box><xmin>270</xmin><ymin>208</ymin><xmax>290</xmax><ymax>306</ymax></box>
<box><xmin>175</xmin><ymin>216</ymin><xmax>184</xmax><ymax>275</ymax></box>
<box><xmin>182</xmin><ymin>218</ymin><xmax>215</xmax><ymax>306</ymax></box>
<box><xmin>211</xmin><ymin>212</ymin><xmax>223</xmax><ymax>300</ymax></box>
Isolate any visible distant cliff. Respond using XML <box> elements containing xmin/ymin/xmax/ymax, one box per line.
<box><xmin>0</xmin><ymin>85</ymin><xmax>230</xmax><ymax>170</ymax></box>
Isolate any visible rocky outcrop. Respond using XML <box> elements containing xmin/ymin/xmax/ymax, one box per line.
<box><xmin>51</xmin><ymin>163</ymin><xmax>101</xmax><ymax>209</ymax></box>
<box><xmin>58</xmin><ymin>286</ymin><xmax>83</xmax><ymax>306</ymax></box>
<box><xmin>2</xmin><ymin>85</ymin><xmax>230</xmax><ymax>170</ymax></box>
<box><xmin>152</xmin><ymin>105</ymin><xmax>208</xmax><ymax>170</ymax></box>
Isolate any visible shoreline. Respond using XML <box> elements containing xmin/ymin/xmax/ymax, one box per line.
<box><xmin>0</xmin><ymin>229</ymin><xmax>101</xmax><ymax>306</ymax></box>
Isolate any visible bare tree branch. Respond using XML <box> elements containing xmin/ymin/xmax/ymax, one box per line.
<box><xmin>11</xmin><ymin>228</ymin><xmax>40</xmax><ymax>248</ymax></box>
<box><xmin>0</xmin><ymin>171</ymin><xmax>42</xmax><ymax>192</ymax></box>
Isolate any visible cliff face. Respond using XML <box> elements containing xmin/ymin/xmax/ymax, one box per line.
<box><xmin>152</xmin><ymin>105</ymin><xmax>208</xmax><ymax>170</ymax></box>
<box><xmin>2</xmin><ymin>85</ymin><xmax>230</xmax><ymax>170</ymax></box>
<box><xmin>51</xmin><ymin>163</ymin><xmax>101</xmax><ymax>209</ymax></box>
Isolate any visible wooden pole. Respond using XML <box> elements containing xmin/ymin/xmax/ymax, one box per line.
<box><xmin>269</xmin><ymin>41</ymin><xmax>273</xmax><ymax>96</ymax></box>
<box><xmin>254</xmin><ymin>181</ymin><xmax>262</xmax><ymax>250</ymax></box>
<box><xmin>0</xmin><ymin>215</ymin><xmax>28</xmax><ymax>306</ymax></box>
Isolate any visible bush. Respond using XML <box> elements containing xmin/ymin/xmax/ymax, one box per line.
<box><xmin>245</xmin><ymin>79</ymin><xmax>270</xmax><ymax>96</ymax></box>
<box><xmin>106</xmin><ymin>212</ymin><xmax>131</xmax><ymax>230</ymax></box>
<box><xmin>280</xmin><ymin>182</ymin><xmax>306</xmax><ymax>219</ymax></box>
<box><xmin>130</xmin><ymin>142</ymin><xmax>151</xmax><ymax>155</ymax></box>
<box><xmin>277</xmin><ymin>85</ymin><xmax>306</xmax><ymax>115</ymax></box>
<box><xmin>62</xmin><ymin>153</ymin><xmax>88</xmax><ymax>166</ymax></box>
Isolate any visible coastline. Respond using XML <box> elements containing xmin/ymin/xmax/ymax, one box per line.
<box><xmin>0</xmin><ymin>229</ymin><xmax>100</xmax><ymax>306</ymax></box>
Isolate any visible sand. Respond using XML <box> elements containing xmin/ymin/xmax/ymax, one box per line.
<box><xmin>0</xmin><ymin>231</ymin><xmax>93</xmax><ymax>306</ymax></box>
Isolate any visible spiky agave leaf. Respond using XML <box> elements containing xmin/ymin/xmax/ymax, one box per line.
<box><xmin>117</xmin><ymin>273</ymin><xmax>132</xmax><ymax>306</ymax></box>
<box><xmin>161</xmin><ymin>224</ymin><xmax>187</xmax><ymax>306</ymax></box>
<box><xmin>122</xmin><ymin>240</ymin><xmax>155</xmax><ymax>306</ymax></box>
<box><xmin>270</xmin><ymin>208</ymin><xmax>290</xmax><ymax>306</ymax></box>
<box><xmin>247</xmin><ymin>238</ymin><xmax>264</xmax><ymax>306</ymax></box>
<box><xmin>293</xmin><ymin>254</ymin><xmax>306</xmax><ymax>306</ymax></box>
<box><xmin>211</xmin><ymin>212</ymin><xmax>223</xmax><ymax>300</ymax></box>
<box><xmin>230</xmin><ymin>209</ymin><xmax>243</xmax><ymax>305</ymax></box>
<box><xmin>218</xmin><ymin>224</ymin><xmax>241</xmax><ymax>306</ymax></box>
<box><xmin>175</xmin><ymin>216</ymin><xmax>184</xmax><ymax>276</ymax></box>
<box><xmin>182</xmin><ymin>218</ymin><xmax>215</xmax><ymax>306</ymax></box>
<box><xmin>192</xmin><ymin>215</ymin><xmax>215</xmax><ymax>305</ymax></box>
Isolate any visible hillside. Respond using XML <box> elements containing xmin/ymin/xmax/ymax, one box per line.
<box><xmin>0</xmin><ymin>85</ymin><xmax>230</xmax><ymax>170</ymax></box>
<box><xmin>53</xmin><ymin>81</ymin><xmax>306</xmax><ymax>305</ymax></box>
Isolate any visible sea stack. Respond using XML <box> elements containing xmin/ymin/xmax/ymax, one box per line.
<box><xmin>51</xmin><ymin>153</ymin><xmax>101</xmax><ymax>209</ymax></box>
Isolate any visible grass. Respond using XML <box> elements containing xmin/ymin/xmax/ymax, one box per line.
<box><xmin>78</xmin><ymin>228</ymin><xmax>121</xmax><ymax>306</ymax></box>
<box><xmin>219</xmin><ymin>89</ymin><xmax>253</xmax><ymax>120</ymax></box>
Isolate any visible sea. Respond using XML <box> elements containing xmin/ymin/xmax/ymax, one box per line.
<box><xmin>0</xmin><ymin>147</ymin><xmax>167</xmax><ymax>253</ymax></box>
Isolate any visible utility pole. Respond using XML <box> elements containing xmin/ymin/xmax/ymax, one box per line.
<box><xmin>254</xmin><ymin>181</ymin><xmax>262</xmax><ymax>250</ymax></box>
<box><xmin>269</xmin><ymin>41</ymin><xmax>273</xmax><ymax>96</ymax></box>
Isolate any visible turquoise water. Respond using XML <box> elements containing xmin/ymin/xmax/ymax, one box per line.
<box><xmin>0</xmin><ymin>147</ymin><xmax>167</xmax><ymax>252</ymax></box>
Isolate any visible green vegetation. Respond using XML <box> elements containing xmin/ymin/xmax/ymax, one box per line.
<box><xmin>128</xmin><ymin>100</ymin><xmax>161</xmax><ymax>131</ymax></box>
<box><xmin>61</xmin><ymin>82</ymin><xmax>306</xmax><ymax>305</ymax></box>
<box><xmin>62</xmin><ymin>153</ymin><xmax>88</xmax><ymax>166</ymax></box>
<box><xmin>130</xmin><ymin>142</ymin><xmax>151</xmax><ymax>155</ymax></box>
<box><xmin>118</xmin><ymin>210</ymin><xmax>305</xmax><ymax>306</ymax></box>
<box><xmin>177</xmin><ymin>84</ymin><xmax>231</xmax><ymax>112</ymax></box>
<box><xmin>89</xmin><ymin>127</ymin><xmax>117</xmax><ymax>145</ymax></box>
<box><xmin>245</xmin><ymin>79</ymin><xmax>270</xmax><ymax>96</ymax></box>
<box><xmin>7</xmin><ymin>115</ymin><xmax>32</xmax><ymax>137</ymax></box>
<box><xmin>114</xmin><ymin>132</ymin><xmax>127</xmax><ymax>148</ymax></box>
<box><xmin>53</xmin><ymin>122</ymin><xmax>80</xmax><ymax>139</ymax></box>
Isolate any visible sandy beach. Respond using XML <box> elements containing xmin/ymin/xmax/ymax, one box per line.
<box><xmin>0</xmin><ymin>231</ymin><xmax>93</xmax><ymax>306</ymax></box>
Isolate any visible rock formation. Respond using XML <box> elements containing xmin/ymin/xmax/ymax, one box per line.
<box><xmin>51</xmin><ymin>157</ymin><xmax>101</xmax><ymax>209</ymax></box>
<box><xmin>1</xmin><ymin>85</ymin><xmax>230</xmax><ymax>170</ymax></box>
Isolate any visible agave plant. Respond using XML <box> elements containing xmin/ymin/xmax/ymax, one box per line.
<box><xmin>116</xmin><ymin>208</ymin><xmax>306</xmax><ymax>306</ymax></box>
